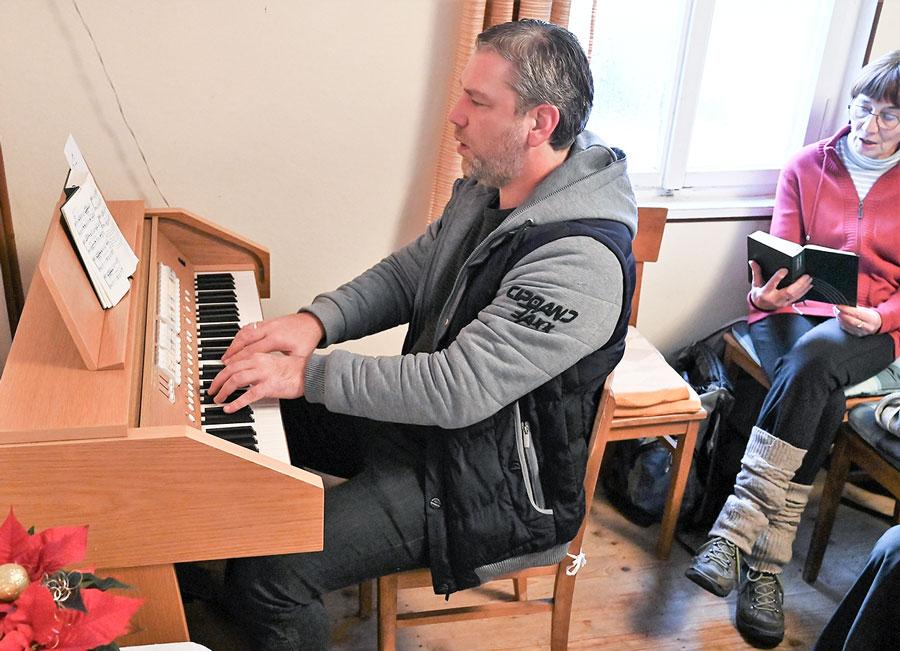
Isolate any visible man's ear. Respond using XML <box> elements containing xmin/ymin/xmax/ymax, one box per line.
<box><xmin>527</xmin><ymin>104</ymin><xmax>561</xmax><ymax>147</ymax></box>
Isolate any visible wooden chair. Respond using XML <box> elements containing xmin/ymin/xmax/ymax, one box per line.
<box><xmin>606</xmin><ymin>345</ymin><xmax>706</xmax><ymax>559</ymax></box>
<box><xmin>803</xmin><ymin>403</ymin><xmax>900</xmax><ymax>583</ymax></box>
<box><xmin>371</xmin><ymin>208</ymin><xmax>707</xmax><ymax>648</ymax></box>
<box><xmin>376</xmin><ymin>378</ymin><xmax>616</xmax><ymax>651</ymax></box>
<box><xmin>606</xmin><ymin>206</ymin><xmax>705</xmax><ymax>559</ymax></box>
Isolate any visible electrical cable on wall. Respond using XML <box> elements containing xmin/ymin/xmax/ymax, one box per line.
<box><xmin>71</xmin><ymin>0</ymin><xmax>170</xmax><ymax>207</ymax></box>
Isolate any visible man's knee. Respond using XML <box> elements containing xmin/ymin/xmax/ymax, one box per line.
<box><xmin>225</xmin><ymin>555</ymin><xmax>331</xmax><ymax>650</ymax></box>
<box><xmin>225</xmin><ymin>557</ymin><xmax>274</xmax><ymax>614</ymax></box>
<box><xmin>871</xmin><ymin>525</ymin><xmax>900</xmax><ymax>570</ymax></box>
<box><xmin>225</xmin><ymin>555</ymin><xmax>312</xmax><ymax>613</ymax></box>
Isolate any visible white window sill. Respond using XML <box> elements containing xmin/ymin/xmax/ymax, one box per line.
<box><xmin>634</xmin><ymin>188</ymin><xmax>775</xmax><ymax>220</ymax></box>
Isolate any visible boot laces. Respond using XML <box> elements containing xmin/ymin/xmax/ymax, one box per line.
<box><xmin>703</xmin><ymin>537</ymin><xmax>739</xmax><ymax>573</ymax></box>
<box><xmin>747</xmin><ymin>570</ymin><xmax>781</xmax><ymax>613</ymax></box>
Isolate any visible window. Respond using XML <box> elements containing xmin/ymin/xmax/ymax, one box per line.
<box><xmin>569</xmin><ymin>0</ymin><xmax>879</xmax><ymax>198</ymax></box>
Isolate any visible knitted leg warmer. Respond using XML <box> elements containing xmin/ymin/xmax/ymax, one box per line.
<box><xmin>746</xmin><ymin>481</ymin><xmax>813</xmax><ymax>574</ymax></box>
<box><xmin>709</xmin><ymin>427</ymin><xmax>807</xmax><ymax>554</ymax></box>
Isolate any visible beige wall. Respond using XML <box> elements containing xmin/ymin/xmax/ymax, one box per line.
<box><xmin>0</xmin><ymin>0</ymin><xmax>460</xmax><ymax>369</ymax></box>
<box><xmin>0</xmin><ymin>2</ymin><xmax>896</xmax><ymax>371</ymax></box>
<box><xmin>636</xmin><ymin>218</ymin><xmax>771</xmax><ymax>355</ymax></box>
<box><xmin>871</xmin><ymin>0</ymin><xmax>899</xmax><ymax>59</ymax></box>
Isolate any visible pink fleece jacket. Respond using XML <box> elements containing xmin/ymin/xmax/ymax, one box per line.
<box><xmin>748</xmin><ymin>126</ymin><xmax>900</xmax><ymax>356</ymax></box>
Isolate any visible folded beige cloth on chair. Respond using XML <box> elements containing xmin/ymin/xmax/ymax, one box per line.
<box><xmin>611</xmin><ymin>327</ymin><xmax>703</xmax><ymax>416</ymax></box>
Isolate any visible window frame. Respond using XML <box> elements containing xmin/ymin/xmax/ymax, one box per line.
<box><xmin>572</xmin><ymin>0</ymin><xmax>879</xmax><ymax>202</ymax></box>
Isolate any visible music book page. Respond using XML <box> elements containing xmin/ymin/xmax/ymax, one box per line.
<box><xmin>61</xmin><ymin>135</ymin><xmax>139</xmax><ymax>308</ymax></box>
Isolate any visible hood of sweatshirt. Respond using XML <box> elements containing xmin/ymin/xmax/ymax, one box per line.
<box><xmin>513</xmin><ymin>130</ymin><xmax>638</xmax><ymax>235</ymax></box>
<box><xmin>453</xmin><ymin>130</ymin><xmax>637</xmax><ymax>268</ymax></box>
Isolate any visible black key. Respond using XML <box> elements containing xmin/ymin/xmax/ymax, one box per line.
<box><xmin>198</xmin><ymin>309</ymin><xmax>239</xmax><ymax>318</ymax></box>
<box><xmin>200</xmin><ymin>347</ymin><xmax>228</xmax><ymax>361</ymax></box>
<box><xmin>201</xmin><ymin>406</ymin><xmax>254</xmax><ymax>425</ymax></box>
<box><xmin>198</xmin><ymin>335</ymin><xmax>235</xmax><ymax>344</ymax></box>
<box><xmin>199</xmin><ymin>324</ymin><xmax>240</xmax><ymax>338</ymax></box>
<box><xmin>200</xmin><ymin>365</ymin><xmax>225</xmax><ymax>380</ymax></box>
<box><xmin>205</xmin><ymin>425</ymin><xmax>257</xmax><ymax>440</ymax></box>
<box><xmin>202</xmin><ymin>405</ymin><xmax>252</xmax><ymax>417</ymax></box>
<box><xmin>202</xmin><ymin>388</ymin><xmax>247</xmax><ymax>405</ymax></box>
<box><xmin>197</xmin><ymin>301</ymin><xmax>238</xmax><ymax>310</ymax></box>
<box><xmin>196</xmin><ymin>280</ymin><xmax>235</xmax><ymax>289</ymax></box>
<box><xmin>195</xmin><ymin>281</ymin><xmax>236</xmax><ymax>292</ymax></box>
<box><xmin>206</xmin><ymin>431</ymin><xmax>258</xmax><ymax>451</ymax></box>
<box><xmin>195</xmin><ymin>273</ymin><xmax>235</xmax><ymax>286</ymax></box>
<box><xmin>197</xmin><ymin>309</ymin><xmax>240</xmax><ymax>322</ymax></box>
<box><xmin>194</xmin><ymin>287</ymin><xmax>237</xmax><ymax>299</ymax></box>
<box><xmin>196</xmin><ymin>288</ymin><xmax>238</xmax><ymax>298</ymax></box>
<box><xmin>196</xmin><ymin>292</ymin><xmax>237</xmax><ymax>304</ymax></box>
<box><xmin>196</xmin><ymin>272</ymin><xmax>234</xmax><ymax>282</ymax></box>
<box><xmin>201</xmin><ymin>376</ymin><xmax>238</xmax><ymax>390</ymax></box>
<box><xmin>203</xmin><ymin>425</ymin><xmax>256</xmax><ymax>438</ymax></box>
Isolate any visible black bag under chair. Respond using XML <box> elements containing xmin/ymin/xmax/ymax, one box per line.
<box><xmin>601</xmin><ymin>333</ymin><xmax>763</xmax><ymax>544</ymax></box>
<box><xmin>675</xmin><ymin>340</ymin><xmax>769</xmax><ymax>552</ymax></box>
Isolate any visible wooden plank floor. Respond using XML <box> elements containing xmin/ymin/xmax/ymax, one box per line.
<box><xmin>183</xmin><ymin>474</ymin><xmax>892</xmax><ymax>650</ymax></box>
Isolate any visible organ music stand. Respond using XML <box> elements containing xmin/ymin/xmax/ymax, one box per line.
<box><xmin>38</xmin><ymin>191</ymin><xmax>139</xmax><ymax>371</ymax></box>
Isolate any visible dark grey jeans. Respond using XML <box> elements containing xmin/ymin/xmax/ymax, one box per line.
<box><xmin>750</xmin><ymin>314</ymin><xmax>894</xmax><ymax>484</ymax></box>
<box><xmin>225</xmin><ymin>399</ymin><xmax>430</xmax><ymax>651</ymax></box>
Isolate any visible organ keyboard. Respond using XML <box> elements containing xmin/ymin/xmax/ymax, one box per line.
<box><xmin>158</xmin><ymin>266</ymin><xmax>291</xmax><ymax>463</ymax></box>
<box><xmin>0</xmin><ymin>199</ymin><xmax>323</xmax><ymax>646</ymax></box>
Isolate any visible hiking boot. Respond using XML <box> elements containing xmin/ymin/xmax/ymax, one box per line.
<box><xmin>736</xmin><ymin>569</ymin><xmax>785</xmax><ymax>648</ymax></box>
<box><xmin>685</xmin><ymin>536</ymin><xmax>741</xmax><ymax>597</ymax></box>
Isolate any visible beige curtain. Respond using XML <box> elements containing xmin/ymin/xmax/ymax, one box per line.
<box><xmin>427</xmin><ymin>0</ymin><xmax>587</xmax><ymax>222</ymax></box>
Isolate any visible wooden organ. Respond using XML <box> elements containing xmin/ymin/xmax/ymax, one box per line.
<box><xmin>0</xmin><ymin>199</ymin><xmax>324</xmax><ymax>646</ymax></box>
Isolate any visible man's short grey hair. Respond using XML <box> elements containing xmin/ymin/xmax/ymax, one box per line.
<box><xmin>476</xmin><ymin>19</ymin><xmax>593</xmax><ymax>150</ymax></box>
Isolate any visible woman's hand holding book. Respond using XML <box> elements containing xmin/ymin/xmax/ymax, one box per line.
<box><xmin>748</xmin><ymin>260</ymin><xmax>813</xmax><ymax>311</ymax></box>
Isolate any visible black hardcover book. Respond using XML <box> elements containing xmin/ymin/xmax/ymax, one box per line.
<box><xmin>747</xmin><ymin>231</ymin><xmax>858</xmax><ymax>305</ymax></box>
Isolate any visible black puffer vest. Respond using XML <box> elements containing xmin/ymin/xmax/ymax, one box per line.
<box><xmin>403</xmin><ymin>218</ymin><xmax>635</xmax><ymax>595</ymax></box>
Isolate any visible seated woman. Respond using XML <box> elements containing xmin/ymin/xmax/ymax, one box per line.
<box><xmin>685</xmin><ymin>49</ymin><xmax>900</xmax><ymax>648</ymax></box>
<box><xmin>814</xmin><ymin>525</ymin><xmax>900</xmax><ymax>650</ymax></box>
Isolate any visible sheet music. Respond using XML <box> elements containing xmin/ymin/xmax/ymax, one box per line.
<box><xmin>60</xmin><ymin>136</ymin><xmax>139</xmax><ymax>308</ymax></box>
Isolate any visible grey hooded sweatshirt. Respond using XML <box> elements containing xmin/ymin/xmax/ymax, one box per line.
<box><xmin>302</xmin><ymin>131</ymin><xmax>637</xmax><ymax>424</ymax></box>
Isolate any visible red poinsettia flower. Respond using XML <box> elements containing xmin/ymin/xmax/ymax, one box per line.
<box><xmin>0</xmin><ymin>630</ymin><xmax>32</xmax><ymax>651</ymax></box>
<box><xmin>0</xmin><ymin>510</ymin><xmax>87</xmax><ymax>581</ymax></box>
<box><xmin>53</xmin><ymin>588</ymin><xmax>142</xmax><ymax>650</ymax></box>
<box><xmin>0</xmin><ymin>510</ymin><xmax>142</xmax><ymax>650</ymax></box>
<box><xmin>0</xmin><ymin>582</ymin><xmax>58</xmax><ymax>648</ymax></box>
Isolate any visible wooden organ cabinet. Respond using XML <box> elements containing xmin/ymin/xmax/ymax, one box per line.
<box><xmin>0</xmin><ymin>199</ymin><xmax>324</xmax><ymax>646</ymax></box>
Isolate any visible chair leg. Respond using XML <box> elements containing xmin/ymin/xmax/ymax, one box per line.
<box><xmin>358</xmin><ymin>579</ymin><xmax>373</xmax><ymax>618</ymax></box>
<box><xmin>722</xmin><ymin>339</ymin><xmax>740</xmax><ymax>385</ymax></box>
<box><xmin>803</xmin><ymin>431</ymin><xmax>852</xmax><ymax>583</ymax></box>
<box><xmin>377</xmin><ymin>575</ymin><xmax>399</xmax><ymax>651</ymax></box>
<box><xmin>657</xmin><ymin>420</ymin><xmax>700</xmax><ymax>559</ymax></box>
<box><xmin>549</xmin><ymin>565</ymin><xmax>576</xmax><ymax>651</ymax></box>
<box><xmin>513</xmin><ymin>577</ymin><xmax>528</xmax><ymax>600</ymax></box>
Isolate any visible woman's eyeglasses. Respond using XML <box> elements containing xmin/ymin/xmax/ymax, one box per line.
<box><xmin>849</xmin><ymin>102</ymin><xmax>900</xmax><ymax>131</ymax></box>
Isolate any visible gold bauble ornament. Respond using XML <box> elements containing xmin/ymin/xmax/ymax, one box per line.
<box><xmin>0</xmin><ymin>563</ymin><xmax>30</xmax><ymax>602</ymax></box>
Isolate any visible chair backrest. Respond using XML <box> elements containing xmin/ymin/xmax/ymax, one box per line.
<box><xmin>630</xmin><ymin>207</ymin><xmax>668</xmax><ymax>327</ymax></box>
